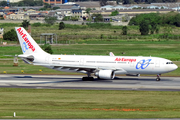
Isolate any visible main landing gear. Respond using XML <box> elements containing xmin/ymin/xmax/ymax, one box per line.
<box><xmin>156</xmin><ymin>74</ymin><xmax>161</xmax><ymax>81</ymax></box>
<box><xmin>82</xmin><ymin>72</ymin><xmax>94</xmax><ymax>81</ymax></box>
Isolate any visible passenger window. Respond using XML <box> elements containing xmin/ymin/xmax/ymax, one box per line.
<box><xmin>166</xmin><ymin>62</ymin><xmax>174</xmax><ymax>64</ymax></box>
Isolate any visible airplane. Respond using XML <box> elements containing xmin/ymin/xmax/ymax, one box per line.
<box><xmin>15</xmin><ymin>27</ymin><xmax>178</xmax><ymax>81</ymax></box>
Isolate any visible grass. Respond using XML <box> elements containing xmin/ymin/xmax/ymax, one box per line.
<box><xmin>0</xmin><ymin>59</ymin><xmax>81</xmax><ymax>75</ymax></box>
<box><xmin>53</xmin><ymin>43</ymin><xmax>180</xmax><ymax>61</ymax></box>
<box><xmin>0</xmin><ymin>88</ymin><xmax>180</xmax><ymax>119</ymax></box>
<box><xmin>1</xmin><ymin>42</ymin><xmax>180</xmax><ymax>60</ymax></box>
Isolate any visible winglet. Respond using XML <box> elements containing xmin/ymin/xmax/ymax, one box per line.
<box><xmin>109</xmin><ymin>52</ymin><xmax>115</xmax><ymax>56</ymax></box>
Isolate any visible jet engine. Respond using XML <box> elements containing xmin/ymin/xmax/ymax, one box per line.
<box><xmin>95</xmin><ymin>70</ymin><xmax>115</xmax><ymax>79</ymax></box>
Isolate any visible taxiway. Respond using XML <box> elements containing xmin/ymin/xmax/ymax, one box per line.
<box><xmin>0</xmin><ymin>74</ymin><xmax>180</xmax><ymax>91</ymax></box>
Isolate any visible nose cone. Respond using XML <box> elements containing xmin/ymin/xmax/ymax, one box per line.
<box><xmin>170</xmin><ymin>64</ymin><xmax>178</xmax><ymax>71</ymax></box>
<box><xmin>174</xmin><ymin>64</ymin><xmax>178</xmax><ymax>70</ymax></box>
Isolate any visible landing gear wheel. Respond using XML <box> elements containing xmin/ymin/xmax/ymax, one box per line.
<box><xmin>82</xmin><ymin>77</ymin><xmax>94</xmax><ymax>81</ymax></box>
<box><xmin>156</xmin><ymin>74</ymin><xmax>161</xmax><ymax>81</ymax></box>
<box><xmin>156</xmin><ymin>78</ymin><xmax>160</xmax><ymax>81</ymax></box>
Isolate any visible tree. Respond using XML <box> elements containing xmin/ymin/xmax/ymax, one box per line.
<box><xmin>149</xmin><ymin>21</ymin><xmax>158</xmax><ymax>34</ymax></box>
<box><xmin>34</xmin><ymin>0</ymin><xmax>43</xmax><ymax>6</ymax></box>
<box><xmin>21</xmin><ymin>20</ymin><xmax>30</xmax><ymax>29</ymax></box>
<box><xmin>18</xmin><ymin>0</ymin><xmax>43</xmax><ymax>6</ymax></box>
<box><xmin>71</xmin><ymin>16</ymin><xmax>78</xmax><ymax>21</ymax></box>
<box><xmin>53</xmin><ymin>7</ymin><xmax>60</xmax><ymax>10</ymax></box>
<box><xmin>110</xmin><ymin>10</ymin><xmax>119</xmax><ymax>16</ymax></box>
<box><xmin>44</xmin><ymin>3</ymin><xmax>51</xmax><ymax>9</ymax></box>
<box><xmin>39</xmin><ymin>7</ymin><xmax>46</xmax><ymax>11</ymax></box>
<box><xmin>86</xmin><ymin>8</ymin><xmax>92</xmax><ymax>20</ymax></box>
<box><xmin>122</xmin><ymin>0</ymin><xmax>134</xmax><ymax>4</ymax></box>
<box><xmin>39</xmin><ymin>3</ymin><xmax>51</xmax><ymax>10</ymax></box>
<box><xmin>122</xmin><ymin>26</ymin><xmax>128</xmax><ymax>35</ymax></box>
<box><xmin>3</xmin><ymin>29</ymin><xmax>17</xmax><ymax>41</ymax></box>
<box><xmin>22</xmin><ymin>0</ymin><xmax>34</xmax><ymax>6</ymax></box>
<box><xmin>134</xmin><ymin>0</ymin><xmax>141</xmax><ymax>4</ymax></box>
<box><xmin>0</xmin><ymin>1</ymin><xmax>8</xmax><ymax>6</ymax></box>
<box><xmin>129</xmin><ymin>13</ymin><xmax>158</xmax><ymax>26</ymax></box>
<box><xmin>32</xmin><ymin>22</ymin><xmax>41</xmax><ymax>27</ymax></box>
<box><xmin>59</xmin><ymin>22</ymin><xmax>65</xmax><ymax>30</ymax></box>
<box><xmin>18</xmin><ymin>1</ymin><xmax>24</xmax><ymax>6</ymax></box>
<box><xmin>86</xmin><ymin>8</ymin><xmax>91</xmax><ymax>14</ymax></box>
<box><xmin>131</xmin><ymin>13</ymin><xmax>161</xmax><ymax>35</ymax></box>
<box><xmin>44</xmin><ymin>16</ymin><xmax>57</xmax><ymax>25</ymax></box>
<box><xmin>62</xmin><ymin>16</ymin><xmax>70</xmax><ymax>21</ymax></box>
<box><xmin>139</xmin><ymin>20</ymin><xmax>149</xmax><ymax>35</ymax></box>
<box><xmin>160</xmin><ymin>12</ymin><xmax>178</xmax><ymax>25</ymax></box>
<box><xmin>174</xmin><ymin>14</ymin><xmax>180</xmax><ymax>27</ymax></box>
<box><xmin>11</xmin><ymin>0</ymin><xmax>43</xmax><ymax>6</ymax></box>
<box><xmin>41</xmin><ymin>44</ymin><xmax>53</xmax><ymax>54</ymax></box>
<box><xmin>92</xmin><ymin>14</ymin><xmax>103</xmax><ymax>22</ymax></box>
<box><xmin>100</xmin><ymin>34</ymin><xmax>104</xmax><ymax>40</ymax></box>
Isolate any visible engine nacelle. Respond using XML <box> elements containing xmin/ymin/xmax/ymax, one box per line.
<box><xmin>95</xmin><ymin>70</ymin><xmax>115</xmax><ymax>80</ymax></box>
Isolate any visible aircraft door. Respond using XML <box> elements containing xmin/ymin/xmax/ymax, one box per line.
<box><xmin>130</xmin><ymin>62</ymin><xmax>135</xmax><ymax>67</ymax></box>
<box><xmin>80</xmin><ymin>58</ymin><xmax>84</xmax><ymax>65</ymax></box>
<box><xmin>45</xmin><ymin>56</ymin><xmax>49</xmax><ymax>64</ymax></box>
<box><xmin>155</xmin><ymin>60</ymin><xmax>160</xmax><ymax>67</ymax></box>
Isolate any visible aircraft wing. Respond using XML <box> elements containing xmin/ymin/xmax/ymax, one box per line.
<box><xmin>33</xmin><ymin>63</ymin><xmax>125</xmax><ymax>73</ymax></box>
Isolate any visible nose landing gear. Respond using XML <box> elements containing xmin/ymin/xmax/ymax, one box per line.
<box><xmin>156</xmin><ymin>74</ymin><xmax>161</xmax><ymax>81</ymax></box>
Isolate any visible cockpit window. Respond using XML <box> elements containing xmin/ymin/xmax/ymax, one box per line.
<box><xmin>166</xmin><ymin>62</ymin><xmax>174</xmax><ymax>64</ymax></box>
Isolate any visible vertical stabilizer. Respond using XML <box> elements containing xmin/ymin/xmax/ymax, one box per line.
<box><xmin>15</xmin><ymin>27</ymin><xmax>49</xmax><ymax>55</ymax></box>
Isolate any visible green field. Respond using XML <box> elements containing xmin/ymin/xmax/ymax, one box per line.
<box><xmin>1</xmin><ymin>41</ymin><xmax>180</xmax><ymax>60</ymax></box>
<box><xmin>1</xmin><ymin>23</ymin><xmax>180</xmax><ymax>43</ymax></box>
<box><xmin>0</xmin><ymin>88</ymin><xmax>180</xmax><ymax>119</ymax></box>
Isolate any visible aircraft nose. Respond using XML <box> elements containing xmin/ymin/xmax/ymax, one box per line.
<box><xmin>174</xmin><ymin>64</ymin><xmax>178</xmax><ymax>70</ymax></box>
<box><xmin>171</xmin><ymin>64</ymin><xmax>178</xmax><ymax>71</ymax></box>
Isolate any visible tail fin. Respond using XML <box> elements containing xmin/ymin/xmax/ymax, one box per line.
<box><xmin>15</xmin><ymin>27</ymin><xmax>49</xmax><ymax>55</ymax></box>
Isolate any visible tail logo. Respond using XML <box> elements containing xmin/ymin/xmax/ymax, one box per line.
<box><xmin>17</xmin><ymin>28</ymin><xmax>35</xmax><ymax>52</ymax></box>
<box><xmin>22</xmin><ymin>42</ymin><xmax>29</xmax><ymax>53</ymax></box>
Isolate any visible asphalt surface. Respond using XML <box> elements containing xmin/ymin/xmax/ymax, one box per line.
<box><xmin>0</xmin><ymin>74</ymin><xmax>180</xmax><ymax>91</ymax></box>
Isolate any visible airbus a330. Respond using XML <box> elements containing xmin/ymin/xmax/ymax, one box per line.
<box><xmin>15</xmin><ymin>27</ymin><xmax>178</xmax><ymax>81</ymax></box>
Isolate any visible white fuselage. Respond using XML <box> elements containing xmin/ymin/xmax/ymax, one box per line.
<box><xmin>33</xmin><ymin>54</ymin><xmax>178</xmax><ymax>75</ymax></box>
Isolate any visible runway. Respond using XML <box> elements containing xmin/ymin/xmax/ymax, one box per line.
<box><xmin>0</xmin><ymin>74</ymin><xmax>180</xmax><ymax>91</ymax></box>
